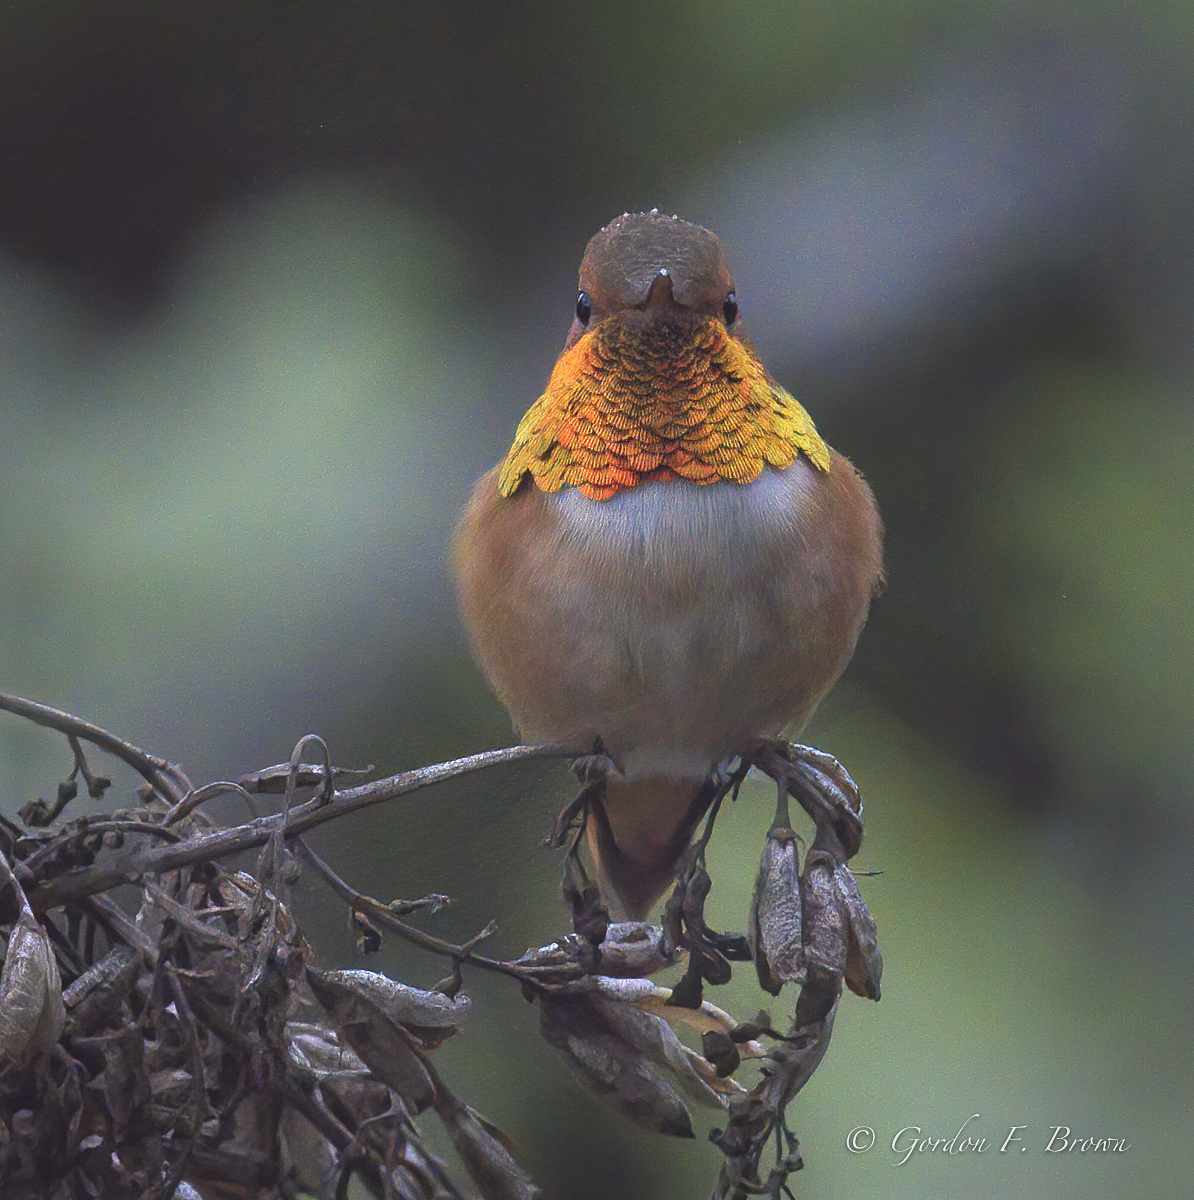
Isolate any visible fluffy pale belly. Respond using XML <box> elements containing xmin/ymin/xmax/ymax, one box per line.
<box><xmin>455</xmin><ymin>455</ymin><xmax>881</xmax><ymax>780</ymax></box>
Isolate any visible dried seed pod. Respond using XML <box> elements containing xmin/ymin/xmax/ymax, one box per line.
<box><xmin>576</xmin><ymin>975</ymin><xmax>761</xmax><ymax>1090</ymax></box>
<box><xmin>554</xmin><ymin>980</ymin><xmax>750</xmax><ymax>1103</ymax></box>
<box><xmin>0</xmin><ymin>898</ymin><xmax>66</xmax><ymax>1076</ymax></box>
<box><xmin>435</xmin><ymin>1091</ymin><xmax>542</xmax><ymax>1200</ymax></box>
<box><xmin>833</xmin><ymin>864</ymin><xmax>883</xmax><ymax>1000</ymax></box>
<box><xmin>584</xmin><ymin>974</ymin><xmax>676</xmax><ymax>1006</ymax></box>
<box><xmin>306</xmin><ymin>967</ymin><xmax>435</xmax><ymax>1110</ymax></box>
<box><xmin>538</xmin><ymin>993</ymin><xmax>695</xmax><ymax>1138</ymax></box>
<box><xmin>62</xmin><ymin>943</ymin><xmax>141</xmax><ymax>1037</ymax></box>
<box><xmin>797</xmin><ymin>855</ymin><xmax>848</xmax><ymax>1024</ymax></box>
<box><xmin>287</xmin><ymin>1021</ymin><xmax>370</xmax><ymax>1078</ymax></box>
<box><xmin>588</xmin><ymin>993</ymin><xmax>725</xmax><ymax>1110</ymax></box>
<box><xmin>800</xmin><ymin>856</ymin><xmax>847</xmax><ymax>977</ymax></box>
<box><xmin>748</xmin><ymin>828</ymin><xmax>804</xmax><ymax>996</ymax></box>
<box><xmin>315</xmin><ymin>968</ymin><xmax>471</xmax><ymax>1045</ymax></box>
<box><xmin>512</xmin><ymin>922</ymin><xmax>677</xmax><ymax>984</ymax></box>
<box><xmin>596</xmin><ymin>922</ymin><xmax>678</xmax><ymax>975</ymax></box>
<box><xmin>701</xmin><ymin>1029</ymin><xmax>741</xmax><ymax>1078</ymax></box>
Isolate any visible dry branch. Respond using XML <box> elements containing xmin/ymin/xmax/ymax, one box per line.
<box><xmin>0</xmin><ymin>692</ymin><xmax>883</xmax><ymax>1200</ymax></box>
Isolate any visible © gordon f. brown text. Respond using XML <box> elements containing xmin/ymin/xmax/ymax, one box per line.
<box><xmin>845</xmin><ymin>1113</ymin><xmax>1130</xmax><ymax>1165</ymax></box>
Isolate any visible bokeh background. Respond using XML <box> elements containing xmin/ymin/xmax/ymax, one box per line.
<box><xmin>1</xmin><ymin>2</ymin><xmax>1191</xmax><ymax>1197</ymax></box>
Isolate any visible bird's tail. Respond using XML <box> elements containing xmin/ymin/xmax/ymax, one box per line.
<box><xmin>585</xmin><ymin>774</ymin><xmax>715</xmax><ymax>920</ymax></box>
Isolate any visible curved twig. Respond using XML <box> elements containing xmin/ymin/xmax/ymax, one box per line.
<box><xmin>0</xmin><ymin>693</ymin><xmax>193</xmax><ymax>805</ymax></box>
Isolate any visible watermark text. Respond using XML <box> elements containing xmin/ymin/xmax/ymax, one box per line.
<box><xmin>843</xmin><ymin>1114</ymin><xmax>1130</xmax><ymax>1165</ymax></box>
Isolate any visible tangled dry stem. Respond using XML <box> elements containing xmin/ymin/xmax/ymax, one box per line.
<box><xmin>0</xmin><ymin>693</ymin><xmax>881</xmax><ymax>1200</ymax></box>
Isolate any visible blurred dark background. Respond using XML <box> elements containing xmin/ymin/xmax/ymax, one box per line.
<box><xmin>1</xmin><ymin>3</ymin><xmax>1190</xmax><ymax>1198</ymax></box>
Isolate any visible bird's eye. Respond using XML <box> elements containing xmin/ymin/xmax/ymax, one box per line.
<box><xmin>722</xmin><ymin>292</ymin><xmax>739</xmax><ymax>326</ymax></box>
<box><xmin>576</xmin><ymin>291</ymin><xmax>592</xmax><ymax>325</ymax></box>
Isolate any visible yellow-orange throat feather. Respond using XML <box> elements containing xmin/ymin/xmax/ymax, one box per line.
<box><xmin>498</xmin><ymin>314</ymin><xmax>830</xmax><ymax>501</ymax></box>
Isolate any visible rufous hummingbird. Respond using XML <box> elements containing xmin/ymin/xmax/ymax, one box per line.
<box><xmin>455</xmin><ymin>211</ymin><xmax>883</xmax><ymax>920</ymax></box>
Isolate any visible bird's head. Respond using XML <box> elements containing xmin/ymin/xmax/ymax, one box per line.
<box><xmin>498</xmin><ymin>212</ymin><xmax>828</xmax><ymax>501</ymax></box>
<box><xmin>565</xmin><ymin>210</ymin><xmax>739</xmax><ymax>348</ymax></box>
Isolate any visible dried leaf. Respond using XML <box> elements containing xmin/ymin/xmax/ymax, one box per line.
<box><xmin>701</xmin><ymin>1030</ymin><xmax>741</xmax><ymax>1077</ymax></box>
<box><xmin>278</xmin><ymin>1105</ymin><xmax>339</xmax><ymax>1196</ymax></box>
<box><xmin>148</xmin><ymin>1068</ymin><xmax>194</xmax><ymax>1108</ymax></box>
<box><xmin>99</xmin><ymin>1026</ymin><xmax>149</xmax><ymax>1131</ymax></box>
<box><xmin>563</xmin><ymin>877</ymin><xmax>609</xmax><ymax>949</ymax></box>
<box><xmin>142</xmin><ymin>882</ymin><xmax>239</xmax><ymax>950</ymax></box>
<box><xmin>0</xmin><ymin>900</ymin><xmax>66</xmax><ymax>1075</ymax></box>
<box><xmin>388</xmin><ymin>1134</ymin><xmax>466</xmax><ymax>1200</ymax></box>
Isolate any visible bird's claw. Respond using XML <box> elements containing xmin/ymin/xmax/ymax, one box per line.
<box><xmin>570</xmin><ymin>736</ymin><xmax>622</xmax><ymax>784</ymax></box>
<box><xmin>785</xmin><ymin>743</ymin><xmax>861</xmax><ymax>815</ymax></box>
<box><xmin>748</xmin><ymin>739</ymin><xmax>863</xmax><ymax>862</ymax></box>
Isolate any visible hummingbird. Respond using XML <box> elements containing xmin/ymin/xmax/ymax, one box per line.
<box><xmin>455</xmin><ymin>211</ymin><xmax>883</xmax><ymax>920</ymax></box>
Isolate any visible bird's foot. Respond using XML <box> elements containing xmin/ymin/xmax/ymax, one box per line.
<box><xmin>662</xmin><ymin>851</ymin><xmax>731</xmax><ymax>1008</ymax></box>
<box><xmin>570</xmin><ymin>736</ymin><xmax>622</xmax><ymax>784</ymax></box>
<box><xmin>748</xmin><ymin>738</ymin><xmax>863</xmax><ymax>862</ymax></box>
<box><xmin>546</xmin><ymin>738</ymin><xmax>618</xmax><ymax>850</ymax></box>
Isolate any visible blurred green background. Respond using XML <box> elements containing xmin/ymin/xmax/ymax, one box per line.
<box><xmin>1</xmin><ymin>2</ymin><xmax>1190</xmax><ymax>1197</ymax></box>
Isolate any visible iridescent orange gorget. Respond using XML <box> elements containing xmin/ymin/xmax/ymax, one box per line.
<box><xmin>498</xmin><ymin>310</ymin><xmax>830</xmax><ymax>501</ymax></box>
